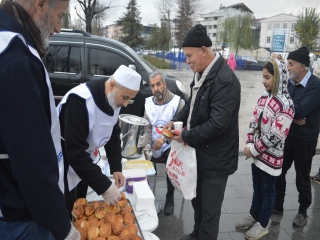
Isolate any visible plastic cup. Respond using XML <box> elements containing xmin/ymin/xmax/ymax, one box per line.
<box><xmin>174</xmin><ymin>121</ymin><xmax>183</xmax><ymax>131</ymax></box>
<box><xmin>145</xmin><ymin>150</ymin><xmax>153</xmax><ymax>160</ymax></box>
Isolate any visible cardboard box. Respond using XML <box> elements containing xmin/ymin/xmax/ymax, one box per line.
<box><xmin>133</xmin><ymin>181</ymin><xmax>155</xmax><ymax>211</ymax></box>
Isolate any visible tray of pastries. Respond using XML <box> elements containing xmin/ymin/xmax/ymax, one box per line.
<box><xmin>72</xmin><ymin>193</ymin><xmax>144</xmax><ymax>240</ymax></box>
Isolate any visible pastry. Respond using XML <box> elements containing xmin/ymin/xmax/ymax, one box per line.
<box><xmin>111</xmin><ymin>221</ymin><xmax>124</xmax><ymax>236</ymax></box>
<box><xmin>92</xmin><ymin>201</ymin><xmax>101</xmax><ymax>208</ymax></box>
<box><xmin>120</xmin><ymin>205</ymin><xmax>132</xmax><ymax>216</ymax></box>
<box><xmin>88</xmin><ymin>217</ymin><xmax>99</xmax><ymax>227</ymax></box>
<box><xmin>72</xmin><ymin>206</ymin><xmax>84</xmax><ymax>219</ymax></box>
<box><xmin>99</xmin><ymin>222</ymin><xmax>112</xmax><ymax>238</ymax></box>
<box><xmin>74</xmin><ymin>198</ymin><xmax>87</xmax><ymax>208</ymax></box>
<box><xmin>120</xmin><ymin>192</ymin><xmax>126</xmax><ymax>200</ymax></box>
<box><xmin>107</xmin><ymin>236</ymin><xmax>120</xmax><ymax>240</ymax></box>
<box><xmin>124</xmin><ymin>234</ymin><xmax>142</xmax><ymax>240</ymax></box>
<box><xmin>117</xmin><ymin>199</ymin><xmax>128</xmax><ymax>208</ymax></box>
<box><xmin>103</xmin><ymin>212</ymin><xmax>117</xmax><ymax>225</ymax></box>
<box><xmin>73</xmin><ymin>219</ymin><xmax>87</xmax><ymax>230</ymax></box>
<box><xmin>78</xmin><ymin>227</ymin><xmax>87</xmax><ymax>240</ymax></box>
<box><xmin>85</xmin><ymin>202</ymin><xmax>96</xmax><ymax>216</ymax></box>
<box><xmin>115</xmin><ymin>214</ymin><xmax>123</xmax><ymax>223</ymax></box>
<box><xmin>123</xmin><ymin>212</ymin><xmax>135</xmax><ymax>225</ymax></box>
<box><xmin>95</xmin><ymin>205</ymin><xmax>107</xmax><ymax>219</ymax></box>
<box><xmin>87</xmin><ymin>226</ymin><xmax>99</xmax><ymax>240</ymax></box>
<box><xmin>162</xmin><ymin>129</ymin><xmax>174</xmax><ymax>138</ymax></box>
<box><xmin>92</xmin><ymin>237</ymin><xmax>106</xmax><ymax>240</ymax></box>
<box><xmin>125</xmin><ymin>224</ymin><xmax>137</xmax><ymax>235</ymax></box>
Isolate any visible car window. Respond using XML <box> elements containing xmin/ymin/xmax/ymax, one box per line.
<box><xmin>45</xmin><ymin>46</ymin><xmax>81</xmax><ymax>74</ymax></box>
<box><xmin>124</xmin><ymin>46</ymin><xmax>154</xmax><ymax>72</ymax></box>
<box><xmin>89</xmin><ymin>48</ymin><xmax>132</xmax><ymax>76</ymax></box>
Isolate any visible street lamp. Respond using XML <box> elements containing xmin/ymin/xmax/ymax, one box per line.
<box><xmin>173</xmin><ymin>18</ymin><xmax>178</xmax><ymax>69</ymax></box>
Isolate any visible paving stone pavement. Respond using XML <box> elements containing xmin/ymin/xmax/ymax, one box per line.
<box><xmin>148</xmin><ymin>68</ymin><xmax>320</xmax><ymax>240</ymax></box>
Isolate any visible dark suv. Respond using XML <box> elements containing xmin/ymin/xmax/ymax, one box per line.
<box><xmin>44</xmin><ymin>29</ymin><xmax>189</xmax><ymax>117</ymax></box>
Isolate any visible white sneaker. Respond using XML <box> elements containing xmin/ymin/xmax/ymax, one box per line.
<box><xmin>245</xmin><ymin>221</ymin><xmax>270</xmax><ymax>240</ymax></box>
<box><xmin>235</xmin><ymin>214</ymin><xmax>256</xmax><ymax>230</ymax></box>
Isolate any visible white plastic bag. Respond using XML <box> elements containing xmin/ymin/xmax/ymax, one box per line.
<box><xmin>166</xmin><ymin>141</ymin><xmax>197</xmax><ymax>199</ymax></box>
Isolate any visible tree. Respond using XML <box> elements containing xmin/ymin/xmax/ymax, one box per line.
<box><xmin>294</xmin><ymin>7</ymin><xmax>320</xmax><ymax>50</ymax></box>
<box><xmin>155</xmin><ymin>0</ymin><xmax>176</xmax><ymax>50</ymax></box>
<box><xmin>147</xmin><ymin>22</ymin><xmax>171</xmax><ymax>60</ymax></box>
<box><xmin>117</xmin><ymin>0</ymin><xmax>144</xmax><ymax>48</ymax></box>
<box><xmin>74</xmin><ymin>0</ymin><xmax>115</xmax><ymax>33</ymax></box>
<box><xmin>219</xmin><ymin>14</ymin><xmax>255</xmax><ymax>56</ymax></box>
<box><xmin>175</xmin><ymin>0</ymin><xmax>197</xmax><ymax>49</ymax></box>
<box><xmin>62</xmin><ymin>7</ymin><xmax>71</xmax><ymax>28</ymax></box>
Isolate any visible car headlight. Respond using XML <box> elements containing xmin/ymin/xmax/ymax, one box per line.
<box><xmin>175</xmin><ymin>80</ymin><xmax>188</xmax><ymax>95</ymax></box>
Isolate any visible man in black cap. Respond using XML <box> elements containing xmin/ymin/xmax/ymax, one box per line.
<box><xmin>164</xmin><ymin>24</ymin><xmax>241</xmax><ymax>240</ymax></box>
<box><xmin>274</xmin><ymin>46</ymin><xmax>320</xmax><ymax>227</ymax></box>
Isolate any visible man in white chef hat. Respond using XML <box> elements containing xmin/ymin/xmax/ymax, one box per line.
<box><xmin>57</xmin><ymin>65</ymin><xmax>141</xmax><ymax>217</ymax></box>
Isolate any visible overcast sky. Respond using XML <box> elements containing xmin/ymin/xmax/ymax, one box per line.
<box><xmin>71</xmin><ymin>0</ymin><xmax>319</xmax><ymax>26</ymax></box>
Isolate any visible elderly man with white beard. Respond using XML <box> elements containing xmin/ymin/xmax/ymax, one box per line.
<box><xmin>0</xmin><ymin>0</ymin><xmax>81</xmax><ymax>239</ymax></box>
<box><xmin>57</xmin><ymin>65</ymin><xmax>141</xmax><ymax>217</ymax></box>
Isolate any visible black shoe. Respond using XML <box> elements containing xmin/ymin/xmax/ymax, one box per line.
<box><xmin>293</xmin><ymin>213</ymin><xmax>308</xmax><ymax>227</ymax></box>
<box><xmin>180</xmin><ymin>234</ymin><xmax>198</xmax><ymax>240</ymax></box>
<box><xmin>164</xmin><ymin>197</ymin><xmax>174</xmax><ymax>215</ymax></box>
<box><xmin>272</xmin><ymin>209</ymin><xmax>283</xmax><ymax>215</ymax></box>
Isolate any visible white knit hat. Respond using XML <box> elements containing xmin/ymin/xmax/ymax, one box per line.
<box><xmin>113</xmin><ymin>65</ymin><xmax>141</xmax><ymax>91</ymax></box>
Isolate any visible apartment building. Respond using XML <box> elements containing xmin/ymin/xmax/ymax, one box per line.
<box><xmin>259</xmin><ymin>14</ymin><xmax>298</xmax><ymax>53</ymax></box>
<box><xmin>199</xmin><ymin>3</ymin><xmax>254</xmax><ymax>50</ymax></box>
<box><xmin>105</xmin><ymin>24</ymin><xmax>123</xmax><ymax>40</ymax></box>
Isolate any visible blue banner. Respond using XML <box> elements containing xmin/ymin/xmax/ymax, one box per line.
<box><xmin>272</xmin><ymin>35</ymin><xmax>286</xmax><ymax>52</ymax></box>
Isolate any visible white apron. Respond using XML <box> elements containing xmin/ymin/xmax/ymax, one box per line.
<box><xmin>0</xmin><ymin>31</ymin><xmax>64</xmax><ymax>193</ymax></box>
<box><xmin>145</xmin><ymin>95</ymin><xmax>181</xmax><ymax>158</ymax></box>
<box><xmin>57</xmin><ymin>83</ymin><xmax>120</xmax><ymax>190</ymax></box>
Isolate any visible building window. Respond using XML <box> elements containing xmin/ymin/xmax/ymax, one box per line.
<box><xmin>268</xmin><ymin>24</ymin><xmax>272</xmax><ymax>30</ymax></box>
<box><xmin>208</xmin><ymin>25</ymin><xmax>212</xmax><ymax>29</ymax></box>
<box><xmin>213</xmin><ymin>25</ymin><xmax>217</xmax><ymax>29</ymax></box>
<box><xmin>283</xmin><ymin>23</ymin><xmax>287</xmax><ymax>29</ymax></box>
<box><xmin>213</xmin><ymin>33</ymin><xmax>217</xmax><ymax>37</ymax></box>
<box><xmin>275</xmin><ymin>23</ymin><xmax>280</xmax><ymax>29</ymax></box>
<box><xmin>290</xmin><ymin>37</ymin><xmax>294</xmax><ymax>44</ymax></box>
<box><xmin>208</xmin><ymin>33</ymin><xmax>212</xmax><ymax>37</ymax></box>
<box><xmin>214</xmin><ymin>17</ymin><xmax>218</xmax><ymax>20</ymax></box>
<box><xmin>267</xmin><ymin>37</ymin><xmax>270</xmax><ymax>43</ymax></box>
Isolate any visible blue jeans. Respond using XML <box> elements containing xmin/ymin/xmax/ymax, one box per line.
<box><xmin>0</xmin><ymin>220</ymin><xmax>54</xmax><ymax>240</ymax></box>
<box><xmin>250</xmin><ymin>163</ymin><xmax>277</xmax><ymax>228</ymax></box>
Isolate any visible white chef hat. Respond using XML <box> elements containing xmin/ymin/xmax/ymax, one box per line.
<box><xmin>113</xmin><ymin>65</ymin><xmax>141</xmax><ymax>91</ymax></box>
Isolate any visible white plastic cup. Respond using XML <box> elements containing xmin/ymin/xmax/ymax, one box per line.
<box><xmin>174</xmin><ymin>121</ymin><xmax>183</xmax><ymax>131</ymax></box>
<box><xmin>145</xmin><ymin>150</ymin><xmax>153</xmax><ymax>160</ymax></box>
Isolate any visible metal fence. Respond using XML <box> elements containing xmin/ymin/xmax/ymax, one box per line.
<box><xmin>152</xmin><ymin>51</ymin><xmax>269</xmax><ymax>71</ymax></box>
<box><xmin>155</xmin><ymin>51</ymin><xmax>189</xmax><ymax>70</ymax></box>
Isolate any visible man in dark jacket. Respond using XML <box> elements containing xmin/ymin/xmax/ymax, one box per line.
<box><xmin>165</xmin><ymin>24</ymin><xmax>241</xmax><ymax>240</ymax></box>
<box><xmin>274</xmin><ymin>46</ymin><xmax>320</xmax><ymax>227</ymax></box>
<box><xmin>0</xmin><ymin>0</ymin><xmax>80</xmax><ymax>239</ymax></box>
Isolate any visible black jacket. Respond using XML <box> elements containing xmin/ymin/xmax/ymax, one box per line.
<box><xmin>173</xmin><ymin>55</ymin><xmax>241</xmax><ymax>178</ymax></box>
<box><xmin>0</xmin><ymin>9</ymin><xmax>70</xmax><ymax>240</ymax></box>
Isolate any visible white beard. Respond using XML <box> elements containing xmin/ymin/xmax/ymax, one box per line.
<box><xmin>107</xmin><ymin>90</ymin><xmax>121</xmax><ymax>110</ymax></box>
<box><xmin>34</xmin><ymin>10</ymin><xmax>51</xmax><ymax>48</ymax></box>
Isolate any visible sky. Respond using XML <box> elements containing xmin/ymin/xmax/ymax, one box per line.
<box><xmin>70</xmin><ymin>0</ymin><xmax>319</xmax><ymax>26</ymax></box>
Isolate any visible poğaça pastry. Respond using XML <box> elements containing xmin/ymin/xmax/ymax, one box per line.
<box><xmin>72</xmin><ymin>194</ymin><xmax>142</xmax><ymax>240</ymax></box>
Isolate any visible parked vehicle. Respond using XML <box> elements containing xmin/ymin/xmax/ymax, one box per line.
<box><xmin>44</xmin><ymin>29</ymin><xmax>189</xmax><ymax>117</ymax></box>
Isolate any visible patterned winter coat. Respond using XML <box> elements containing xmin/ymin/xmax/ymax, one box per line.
<box><xmin>246</xmin><ymin>59</ymin><xmax>295</xmax><ymax>176</ymax></box>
